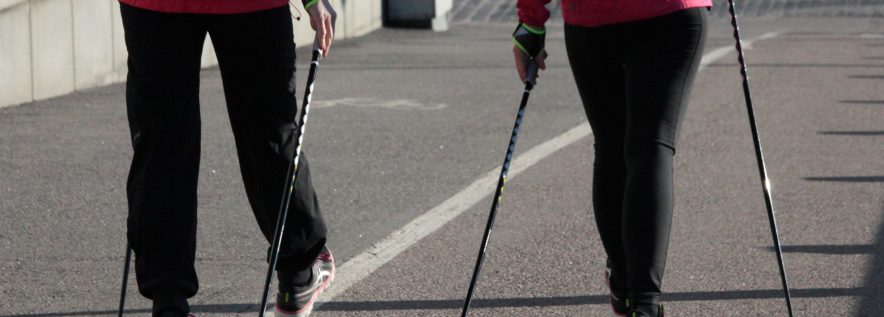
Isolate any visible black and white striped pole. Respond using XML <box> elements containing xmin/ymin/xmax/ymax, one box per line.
<box><xmin>461</xmin><ymin>58</ymin><xmax>540</xmax><ymax>317</ymax></box>
<box><xmin>117</xmin><ymin>243</ymin><xmax>132</xmax><ymax>317</ymax></box>
<box><xmin>726</xmin><ymin>1</ymin><xmax>794</xmax><ymax>316</ymax></box>
<box><xmin>259</xmin><ymin>47</ymin><xmax>324</xmax><ymax>317</ymax></box>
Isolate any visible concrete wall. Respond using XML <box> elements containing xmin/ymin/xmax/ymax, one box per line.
<box><xmin>384</xmin><ymin>0</ymin><xmax>451</xmax><ymax>31</ymax></box>
<box><xmin>0</xmin><ymin>0</ymin><xmax>382</xmax><ymax>108</ymax></box>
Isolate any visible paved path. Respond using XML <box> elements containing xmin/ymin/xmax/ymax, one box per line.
<box><xmin>1</xmin><ymin>8</ymin><xmax>883</xmax><ymax>317</ymax></box>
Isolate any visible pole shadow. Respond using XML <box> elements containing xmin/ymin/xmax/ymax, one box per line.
<box><xmin>818</xmin><ymin>130</ymin><xmax>884</xmax><ymax>136</ymax></box>
<box><xmin>0</xmin><ymin>303</ymin><xmax>258</xmax><ymax>317</ymax></box>
<box><xmin>706</xmin><ymin>63</ymin><xmax>884</xmax><ymax>68</ymax></box>
<box><xmin>804</xmin><ymin>176</ymin><xmax>884</xmax><ymax>183</ymax></box>
<box><xmin>848</xmin><ymin>75</ymin><xmax>884</xmax><ymax>79</ymax></box>
<box><xmin>766</xmin><ymin>244</ymin><xmax>874</xmax><ymax>255</ymax></box>
<box><xmin>1</xmin><ymin>287</ymin><xmax>860</xmax><ymax>316</ymax></box>
<box><xmin>839</xmin><ymin>100</ymin><xmax>884</xmax><ymax>105</ymax></box>
<box><xmin>317</xmin><ymin>287</ymin><xmax>859</xmax><ymax>311</ymax></box>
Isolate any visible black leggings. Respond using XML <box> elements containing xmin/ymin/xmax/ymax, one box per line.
<box><xmin>565</xmin><ymin>8</ymin><xmax>707</xmax><ymax>305</ymax></box>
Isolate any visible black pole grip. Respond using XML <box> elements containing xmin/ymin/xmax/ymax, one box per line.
<box><xmin>525</xmin><ymin>60</ymin><xmax>539</xmax><ymax>87</ymax></box>
<box><xmin>524</xmin><ymin>51</ymin><xmax>546</xmax><ymax>88</ymax></box>
<box><xmin>312</xmin><ymin>48</ymin><xmax>323</xmax><ymax>63</ymax></box>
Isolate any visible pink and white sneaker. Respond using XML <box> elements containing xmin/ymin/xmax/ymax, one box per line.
<box><xmin>267</xmin><ymin>247</ymin><xmax>335</xmax><ymax>317</ymax></box>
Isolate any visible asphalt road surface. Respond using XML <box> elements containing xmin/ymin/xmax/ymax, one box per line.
<box><xmin>1</xmin><ymin>4</ymin><xmax>882</xmax><ymax>317</ymax></box>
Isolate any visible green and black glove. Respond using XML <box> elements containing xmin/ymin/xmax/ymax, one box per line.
<box><xmin>512</xmin><ymin>23</ymin><xmax>546</xmax><ymax>59</ymax></box>
<box><xmin>302</xmin><ymin>0</ymin><xmax>319</xmax><ymax>9</ymax></box>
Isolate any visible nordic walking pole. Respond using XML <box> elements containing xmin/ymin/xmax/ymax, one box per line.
<box><xmin>259</xmin><ymin>47</ymin><xmax>323</xmax><ymax>317</ymax></box>
<box><xmin>726</xmin><ymin>1</ymin><xmax>794</xmax><ymax>316</ymax></box>
<box><xmin>117</xmin><ymin>244</ymin><xmax>132</xmax><ymax>317</ymax></box>
<box><xmin>461</xmin><ymin>56</ymin><xmax>542</xmax><ymax>317</ymax></box>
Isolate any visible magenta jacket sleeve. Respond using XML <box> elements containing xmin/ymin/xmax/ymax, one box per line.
<box><xmin>517</xmin><ymin>0</ymin><xmax>552</xmax><ymax>27</ymax></box>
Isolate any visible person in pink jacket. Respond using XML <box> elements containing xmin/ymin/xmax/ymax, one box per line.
<box><xmin>119</xmin><ymin>0</ymin><xmax>335</xmax><ymax>316</ymax></box>
<box><xmin>513</xmin><ymin>1</ymin><xmax>712</xmax><ymax>316</ymax></box>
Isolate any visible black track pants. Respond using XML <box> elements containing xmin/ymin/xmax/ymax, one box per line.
<box><xmin>122</xmin><ymin>3</ymin><xmax>327</xmax><ymax>309</ymax></box>
<box><xmin>565</xmin><ymin>8</ymin><xmax>707</xmax><ymax>305</ymax></box>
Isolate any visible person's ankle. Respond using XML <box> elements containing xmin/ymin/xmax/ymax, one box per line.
<box><xmin>152</xmin><ymin>291</ymin><xmax>189</xmax><ymax>317</ymax></box>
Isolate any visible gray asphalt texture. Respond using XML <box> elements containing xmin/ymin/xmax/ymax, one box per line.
<box><xmin>1</xmin><ymin>5</ymin><xmax>883</xmax><ymax>317</ymax></box>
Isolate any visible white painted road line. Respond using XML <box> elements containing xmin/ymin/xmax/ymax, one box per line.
<box><xmin>317</xmin><ymin>31</ymin><xmax>783</xmax><ymax>305</ymax></box>
<box><xmin>699</xmin><ymin>31</ymin><xmax>782</xmax><ymax>71</ymax></box>
<box><xmin>320</xmin><ymin>123</ymin><xmax>591</xmax><ymax>302</ymax></box>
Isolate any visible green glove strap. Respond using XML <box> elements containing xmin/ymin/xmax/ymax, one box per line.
<box><xmin>512</xmin><ymin>23</ymin><xmax>546</xmax><ymax>58</ymax></box>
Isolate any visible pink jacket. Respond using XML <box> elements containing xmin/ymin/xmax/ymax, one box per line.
<box><xmin>119</xmin><ymin>0</ymin><xmax>292</xmax><ymax>14</ymax></box>
<box><xmin>518</xmin><ymin>0</ymin><xmax>713</xmax><ymax>27</ymax></box>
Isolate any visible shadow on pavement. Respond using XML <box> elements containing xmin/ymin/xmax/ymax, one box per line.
<box><xmin>322</xmin><ymin>64</ymin><xmax>571</xmax><ymax>71</ymax></box>
<box><xmin>767</xmin><ymin>244</ymin><xmax>874</xmax><ymax>254</ymax></box>
<box><xmin>0</xmin><ymin>303</ymin><xmax>257</xmax><ymax>317</ymax></box>
<box><xmin>316</xmin><ymin>287</ymin><xmax>856</xmax><ymax>311</ymax></box>
<box><xmin>804</xmin><ymin>176</ymin><xmax>884</xmax><ymax>182</ymax></box>
<box><xmin>772</xmin><ymin>38</ymin><xmax>884</xmax><ymax>42</ymax></box>
<box><xmin>848</xmin><ymin>75</ymin><xmax>884</xmax><ymax>79</ymax></box>
<box><xmin>818</xmin><ymin>130</ymin><xmax>884</xmax><ymax>136</ymax></box>
<box><xmin>707</xmin><ymin>63</ymin><xmax>884</xmax><ymax>68</ymax></box>
<box><xmin>839</xmin><ymin>100</ymin><xmax>884</xmax><ymax>104</ymax></box>
<box><xmin>2</xmin><ymin>287</ymin><xmax>859</xmax><ymax>316</ymax></box>
<box><xmin>856</xmin><ymin>203</ymin><xmax>884</xmax><ymax>315</ymax></box>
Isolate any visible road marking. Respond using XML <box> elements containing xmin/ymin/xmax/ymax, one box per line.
<box><xmin>319</xmin><ymin>123</ymin><xmax>590</xmax><ymax>303</ymax></box>
<box><xmin>699</xmin><ymin>31</ymin><xmax>781</xmax><ymax>71</ymax></box>
<box><xmin>317</xmin><ymin>31</ymin><xmax>783</xmax><ymax>305</ymax></box>
<box><xmin>313</xmin><ymin>97</ymin><xmax>447</xmax><ymax>110</ymax></box>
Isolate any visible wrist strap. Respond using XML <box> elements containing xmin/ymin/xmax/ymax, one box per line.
<box><xmin>521</xmin><ymin>23</ymin><xmax>545</xmax><ymax>35</ymax></box>
<box><xmin>303</xmin><ymin>0</ymin><xmax>319</xmax><ymax>10</ymax></box>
